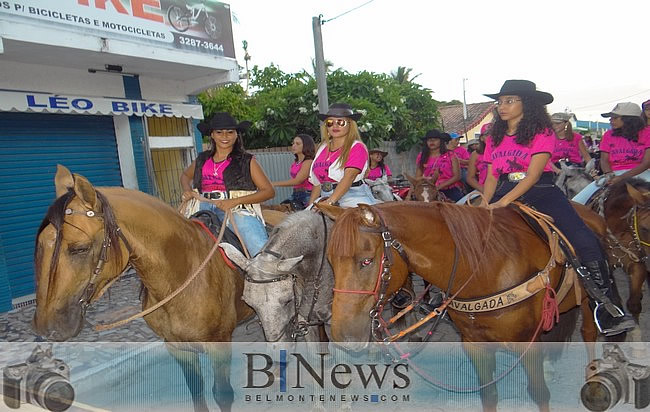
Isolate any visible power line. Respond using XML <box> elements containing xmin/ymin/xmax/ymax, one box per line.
<box><xmin>322</xmin><ymin>0</ymin><xmax>377</xmax><ymax>24</ymax></box>
<box><xmin>572</xmin><ymin>89</ymin><xmax>650</xmax><ymax>110</ymax></box>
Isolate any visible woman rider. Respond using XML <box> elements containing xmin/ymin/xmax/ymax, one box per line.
<box><xmin>483</xmin><ymin>80</ymin><xmax>635</xmax><ymax>336</ymax></box>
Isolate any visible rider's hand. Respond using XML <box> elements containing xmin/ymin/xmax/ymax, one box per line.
<box><xmin>212</xmin><ymin>198</ymin><xmax>239</xmax><ymax>211</ymax></box>
<box><xmin>486</xmin><ymin>199</ymin><xmax>508</xmax><ymax>210</ymax></box>
<box><xmin>182</xmin><ymin>191</ymin><xmax>196</xmax><ymax>202</ymax></box>
<box><xmin>606</xmin><ymin>176</ymin><xmax>622</xmax><ymax>186</ymax></box>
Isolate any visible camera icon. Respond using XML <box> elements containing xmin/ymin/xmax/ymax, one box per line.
<box><xmin>581</xmin><ymin>343</ymin><xmax>650</xmax><ymax>411</ymax></box>
<box><xmin>3</xmin><ymin>344</ymin><xmax>75</xmax><ymax>411</ymax></box>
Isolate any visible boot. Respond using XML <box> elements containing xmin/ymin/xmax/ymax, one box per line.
<box><xmin>583</xmin><ymin>260</ymin><xmax>636</xmax><ymax>337</ymax></box>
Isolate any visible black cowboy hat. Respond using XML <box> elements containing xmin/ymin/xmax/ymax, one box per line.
<box><xmin>421</xmin><ymin>129</ymin><xmax>450</xmax><ymax>143</ymax></box>
<box><xmin>317</xmin><ymin>102</ymin><xmax>362</xmax><ymax>121</ymax></box>
<box><xmin>484</xmin><ymin>79</ymin><xmax>554</xmax><ymax>105</ymax></box>
<box><xmin>197</xmin><ymin>112</ymin><xmax>252</xmax><ymax>135</ymax></box>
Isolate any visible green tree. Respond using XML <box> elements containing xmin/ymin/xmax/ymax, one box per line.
<box><xmin>197</xmin><ymin>64</ymin><xmax>440</xmax><ymax>151</ymax></box>
<box><xmin>391</xmin><ymin>66</ymin><xmax>421</xmax><ymax>84</ymax></box>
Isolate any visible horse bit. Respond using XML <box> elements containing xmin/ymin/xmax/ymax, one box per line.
<box><xmin>64</xmin><ymin>206</ymin><xmax>133</xmax><ymax>315</ymax></box>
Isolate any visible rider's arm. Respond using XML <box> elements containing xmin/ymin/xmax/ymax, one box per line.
<box><xmin>437</xmin><ymin>156</ymin><xmax>461</xmax><ymax>190</ymax></box>
<box><xmin>600</xmin><ymin>152</ymin><xmax>612</xmax><ymax>173</ymax></box>
<box><xmin>609</xmin><ymin>148</ymin><xmax>650</xmax><ymax>185</ymax></box>
<box><xmin>483</xmin><ymin>165</ymin><xmax>497</xmax><ymax>204</ymax></box>
<box><xmin>488</xmin><ymin>153</ymin><xmax>550</xmax><ymax>208</ymax></box>
<box><xmin>273</xmin><ymin>159</ymin><xmax>313</xmax><ymax>187</ymax></box>
<box><xmin>180</xmin><ymin>160</ymin><xmax>197</xmax><ymax>201</ymax></box>
<box><xmin>309</xmin><ymin>185</ymin><xmax>321</xmax><ymax>205</ymax></box>
<box><xmin>466</xmin><ymin>152</ymin><xmax>483</xmax><ymax>192</ymax></box>
<box><xmin>578</xmin><ymin>140</ymin><xmax>592</xmax><ymax>164</ymax></box>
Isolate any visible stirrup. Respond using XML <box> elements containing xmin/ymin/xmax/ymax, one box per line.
<box><xmin>593</xmin><ymin>303</ymin><xmax>635</xmax><ymax>336</ymax></box>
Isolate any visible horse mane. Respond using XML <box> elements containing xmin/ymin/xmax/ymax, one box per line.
<box><xmin>328</xmin><ymin>202</ymin><xmax>521</xmax><ymax>275</ymax></box>
<box><xmin>435</xmin><ymin>202</ymin><xmax>517</xmax><ymax>275</ymax></box>
<box><xmin>35</xmin><ymin>188</ymin><xmax>121</xmax><ymax>301</ymax></box>
<box><xmin>608</xmin><ymin>178</ymin><xmax>650</xmax><ymax>204</ymax></box>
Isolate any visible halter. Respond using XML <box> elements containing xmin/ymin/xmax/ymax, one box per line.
<box><xmin>63</xmin><ymin>207</ymin><xmax>133</xmax><ymax>315</ymax></box>
<box><xmin>245</xmin><ymin>212</ymin><xmax>329</xmax><ymax>340</ymax></box>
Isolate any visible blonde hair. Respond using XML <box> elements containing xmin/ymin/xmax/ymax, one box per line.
<box><xmin>319</xmin><ymin>119</ymin><xmax>363</xmax><ymax>168</ymax></box>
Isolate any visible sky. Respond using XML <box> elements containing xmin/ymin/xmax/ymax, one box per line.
<box><xmin>225</xmin><ymin>0</ymin><xmax>649</xmax><ymax>123</ymax></box>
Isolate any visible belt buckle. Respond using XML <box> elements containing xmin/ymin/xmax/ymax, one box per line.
<box><xmin>508</xmin><ymin>172</ymin><xmax>526</xmax><ymax>182</ymax></box>
<box><xmin>321</xmin><ymin>182</ymin><xmax>333</xmax><ymax>192</ymax></box>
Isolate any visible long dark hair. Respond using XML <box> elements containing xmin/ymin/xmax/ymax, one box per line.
<box><xmin>206</xmin><ymin>130</ymin><xmax>246</xmax><ymax>160</ymax></box>
<box><xmin>295</xmin><ymin>133</ymin><xmax>316</xmax><ymax>161</ymax></box>
<box><xmin>490</xmin><ymin>95</ymin><xmax>553</xmax><ymax>147</ymax></box>
<box><xmin>418</xmin><ymin>134</ymin><xmax>448</xmax><ymax>168</ymax></box>
<box><xmin>611</xmin><ymin>116</ymin><xmax>645</xmax><ymax>142</ymax></box>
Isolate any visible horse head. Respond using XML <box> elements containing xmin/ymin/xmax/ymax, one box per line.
<box><xmin>317</xmin><ymin>203</ymin><xmax>409</xmax><ymax>351</ymax></box>
<box><xmin>32</xmin><ymin>165</ymin><xmax>131</xmax><ymax>341</ymax></box>
<box><xmin>405</xmin><ymin>172</ymin><xmax>440</xmax><ymax>202</ymax></box>
<box><xmin>625</xmin><ymin>181</ymin><xmax>650</xmax><ymax>255</ymax></box>
<box><xmin>220</xmin><ymin>243</ymin><xmax>302</xmax><ymax>342</ymax></box>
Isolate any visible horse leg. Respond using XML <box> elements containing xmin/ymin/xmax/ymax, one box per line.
<box><xmin>462</xmin><ymin>342</ymin><xmax>497</xmax><ymax>412</ymax></box>
<box><xmin>519</xmin><ymin>345</ymin><xmax>550</xmax><ymax>412</ymax></box>
<box><xmin>206</xmin><ymin>343</ymin><xmax>235</xmax><ymax>412</ymax></box>
<box><xmin>626</xmin><ymin>262</ymin><xmax>645</xmax><ymax>317</ymax></box>
<box><xmin>166</xmin><ymin>343</ymin><xmax>209</xmax><ymax>412</ymax></box>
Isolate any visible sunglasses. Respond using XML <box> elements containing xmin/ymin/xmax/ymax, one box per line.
<box><xmin>326</xmin><ymin>119</ymin><xmax>348</xmax><ymax>128</ymax></box>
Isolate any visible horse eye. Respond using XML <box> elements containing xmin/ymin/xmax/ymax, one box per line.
<box><xmin>68</xmin><ymin>244</ymin><xmax>91</xmax><ymax>255</ymax></box>
<box><xmin>360</xmin><ymin>258</ymin><xmax>373</xmax><ymax>268</ymax></box>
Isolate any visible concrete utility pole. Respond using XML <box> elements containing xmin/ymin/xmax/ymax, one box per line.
<box><xmin>312</xmin><ymin>15</ymin><xmax>329</xmax><ymax>114</ymax></box>
<box><xmin>462</xmin><ymin>78</ymin><xmax>469</xmax><ymax>141</ymax></box>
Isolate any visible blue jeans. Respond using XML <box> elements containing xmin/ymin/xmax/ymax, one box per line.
<box><xmin>572</xmin><ymin>169</ymin><xmax>650</xmax><ymax>204</ymax></box>
<box><xmin>285</xmin><ymin>190</ymin><xmax>311</xmax><ymax>209</ymax></box>
<box><xmin>199</xmin><ymin>202</ymin><xmax>268</xmax><ymax>256</ymax></box>
<box><xmin>321</xmin><ymin>183</ymin><xmax>380</xmax><ymax>208</ymax></box>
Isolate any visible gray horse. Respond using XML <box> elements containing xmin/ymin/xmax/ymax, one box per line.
<box><xmin>555</xmin><ymin>159</ymin><xmax>595</xmax><ymax>199</ymax></box>
<box><xmin>220</xmin><ymin>210</ymin><xmax>333</xmax><ymax>342</ymax></box>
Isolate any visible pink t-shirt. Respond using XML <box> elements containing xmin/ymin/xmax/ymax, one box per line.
<box><xmin>599</xmin><ymin>127</ymin><xmax>650</xmax><ymax>171</ymax></box>
<box><xmin>484</xmin><ymin>130</ymin><xmax>556</xmax><ymax>178</ymax></box>
<box><xmin>474</xmin><ymin>152</ymin><xmax>489</xmax><ymax>185</ymax></box>
<box><xmin>453</xmin><ymin>146</ymin><xmax>471</xmax><ymax>168</ymax></box>
<box><xmin>416</xmin><ymin>151</ymin><xmax>462</xmax><ymax>189</ymax></box>
<box><xmin>551</xmin><ymin>133</ymin><xmax>584</xmax><ymax>163</ymax></box>
<box><xmin>201</xmin><ymin>157</ymin><xmax>232</xmax><ymax>192</ymax></box>
<box><xmin>367</xmin><ymin>165</ymin><xmax>392</xmax><ymax>181</ymax></box>
<box><xmin>311</xmin><ymin>142</ymin><xmax>368</xmax><ymax>184</ymax></box>
<box><xmin>290</xmin><ymin>160</ymin><xmax>313</xmax><ymax>190</ymax></box>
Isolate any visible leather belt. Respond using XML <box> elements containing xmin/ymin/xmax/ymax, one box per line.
<box><xmin>499</xmin><ymin>171</ymin><xmax>554</xmax><ymax>183</ymax></box>
<box><xmin>202</xmin><ymin>191</ymin><xmax>228</xmax><ymax>200</ymax></box>
<box><xmin>321</xmin><ymin>180</ymin><xmax>363</xmax><ymax>192</ymax></box>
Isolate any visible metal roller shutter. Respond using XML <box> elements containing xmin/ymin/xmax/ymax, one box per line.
<box><xmin>0</xmin><ymin>112</ymin><xmax>123</xmax><ymax>309</ymax></box>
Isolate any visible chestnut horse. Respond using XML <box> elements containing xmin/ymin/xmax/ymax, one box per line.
<box><xmin>405</xmin><ymin>172</ymin><xmax>448</xmax><ymax>202</ymax></box>
<box><xmin>317</xmin><ymin>201</ymin><xmax>607</xmax><ymax>411</ymax></box>
<box><xmin>32</xmin><ymin>165</ymin><xmax>254</xmax><ymax>412</ymax></box>
<box><xmin>590</xmin><ymin>179</ymin><xmax>650</xmax><ymax>324</ymax></box>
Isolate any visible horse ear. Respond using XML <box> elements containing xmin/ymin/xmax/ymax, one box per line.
<box><xmin>626</xmin><ymin>183</ymin><xmax>646</xmax><ymax>205</ymax></box>
<box><xmin>357</xmin><ymin>204</ymin><xmax>378</xmax><ymax>226</ymax></box>
<box><xmin>72</xmin><ymin>173</ymin><xmax>98</xmax><ymax>210</ymax></box>
<box><xmin>219</xmin><ymin>243</ymin><xmax>250</xmax><ymax>270</ymax></box>
<box><xmin>404</xmin><ymin>173</ymin><xmax>417</xmax><ymax>186</ymax></box>
<box><xmin>315</xmin><ymin>202</ymin><xmax>345</xmax><ymax>220</ymax></box>
<box><xmin>277</xmin><ymin>256</ymin><xmax>303</xmax><ymax>273</ymax></box>
<box><xmin>54</xmin><ymin>164</ymin><xmax>74</xmax><ymax>198</ymax></box>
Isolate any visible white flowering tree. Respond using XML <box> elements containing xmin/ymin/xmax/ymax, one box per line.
<box><xmin>198</xmin><ymin>64</ymin><xmax>440</xmax><ymax>151</ymax></box>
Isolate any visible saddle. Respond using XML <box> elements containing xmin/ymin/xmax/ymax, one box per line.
<box><xmin>190</xmin><ymin>210</ymin><xmax>246</xmax><ymax>258</ymax></box>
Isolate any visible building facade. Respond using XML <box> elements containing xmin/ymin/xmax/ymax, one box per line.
<box><xmin>0</xmin><ymin>0</ymin><xmax>238</xmax><ymax>311</ymax></box>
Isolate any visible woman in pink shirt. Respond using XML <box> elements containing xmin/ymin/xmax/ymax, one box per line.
<box><xmin>308</xmin><ymin>103</ymin><xmax>378</xmax><ymax>207</ymax></box>
<box><xmin>364</xmin><ymin>148</ymin><xmax>394</xmax><ymax>202</ymax></box>
<box><xmin>549</xmin><ymin>112</ymin><xmax>591</xmax><ymax>172</ymax></box>
<box><xmin>573</xmin><ymin>102</ymin><xmax>650</xmax><ymax>204</ymax></box>
<box><xmin>483</xmin><ymin>79</ymin><xmax>634</xmax><ymax>337</ymax></box>
<box><xmin>273</xmin><ymin>134</ymin><xmax>315</xmax><ymax>209</ymax></box>
<box><xmin>415</xmin><ymin>129</ymin><xmax>463</xmax><ymax>201</ymax></box>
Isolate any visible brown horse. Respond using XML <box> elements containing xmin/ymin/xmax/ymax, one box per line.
<box><xmin>317</xmin><ymin>201</ymin><xmax>606</xmax><ymax>411</ymax></box>
<box><xmin>590</xmin><ymin>179</ymin><xmax>650</xmax><ymax>324</ymax></box>
<box><xmin>32</xmin><ymin>165</ymin><xmax>254</xmax><ymax>412</ymax></box>
<box><xmin>405</xmin><ymin>172</ymin><xmax>448</xmax><ymax>202</ymax></box>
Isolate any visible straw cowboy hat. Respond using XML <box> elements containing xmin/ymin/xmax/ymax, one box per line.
<box><xmin>369</xmin><ymin>148</ymin><xmax>389</xmax><ymax>157</ymax></box>
<box><xmin>197</xmin><ymin>112</ymin><xmax>252</xmax><ymax>135</ymax></box>
<box><xmin>317</xmin><ymin>102</ymin><xmax>362</xmax><ymax>121</ymax></box>
<box><xmin>484</xmin><ymin>79</ymin><xmax>554</xmax><ymax>105</ymax></box>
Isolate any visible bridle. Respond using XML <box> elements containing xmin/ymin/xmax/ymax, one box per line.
<box><xmin>331</xmin><ymin>208</ymin><xmax>410</xmax><ymax>342</ymax></box>
<box><xmin>244</xmin><ymin>212</ymin><xmax>329</xmax><ymax>340</ymax></box>
<box><xmin>63</xmin><ymin>205</ymin><xmax>133</xmax><ymax>316</ymax></box>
